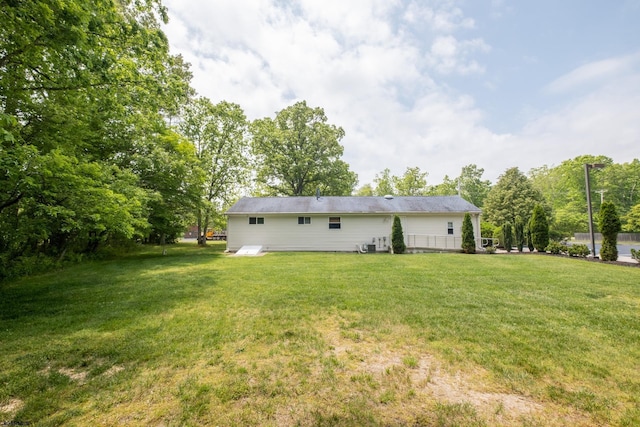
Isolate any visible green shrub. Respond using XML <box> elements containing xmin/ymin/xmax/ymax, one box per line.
<box><xmin>461</xmin><ymin>212</ymin><xmax>476</xmax><ymax>254</ymax></box>
<box><xmin>530</xmin><ymin>204</ymin><xmax>549</xmax><ymax>252</ymax></box>
<box><xmin>481</xmin><ymin>221</ymin><xmax>496</xmax><ymax>240</ymax></box>
<box><xmin>546</xmin><ymin>241</ymin><xmax>568</xmax><ymax>255</ymax></box>
<box><xmin>526</xmin><ymin>223</ymin><xmax>534</xmax><ymax>252</ymax></box>
<box><xmin>503</xmin><ymin>221</ymin><xmax>513</xmax><ymax>252</ymax></box>
<box><xmin>568</xmin><ymin>244</ymin><xmax>590</xmax><ymax>257</ymax></box>
<box><xmin>391</xmin><ymin>215</ymin><xmax>406</xmax><ymax>254</ymax></box>
<box><xmin>598</xmin><ymin>202</ymin><xmax>621</xmax><ymax>262</ymax></box>
<box><xmin>631</xmin><ymin>249</ymin><xmax>640</xmax><ymax>263</ymax></box>
<box><xmin>485</xmin><ymin>246</ymin><xmax>496</xmax><ymax>254</ymax></box>
<box><xmin>515</xmin><ymin>216</ymin><xmax>525</xmax><ymax>252</ymax></box>
<box><xmin>493</xmin><ymin>225</ymin><xmax>503</xmax><ymax>248</ymax></box>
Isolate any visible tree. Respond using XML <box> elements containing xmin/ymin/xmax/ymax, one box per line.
<box><xmin>598</xmin><ymin>201</ymin><xmax>621</xmax><ymax>261</ymax></box>
<box><xmin>373</xmin><ymin>167</ymin><xmax>428</xmax><ymax>196</ymax></box>
<box><xmin>354</xmin><ymin>184</ymin><xmax>374</xmax><ymax>196</ymax></box>
<box><xmin>393</xmin><ymin>167</ymin><xmax>429</xmax><ymax>196</ymax></box>
<box><xmin>178</xmin><ymin>98</ymin><xmax>249</xmax><ymax>244</ymax></box>
<box><xmin>428</xmin><ymin>165</ymin><xmax>491</xmax><ymax>206</ymax></box>
<box><xmin>484</xmin><ymin>167</ymin><xmax>545</xmax><ymax>226</ymax></box>
<box><xmin>623</xmin><ymin>203</ymin><xmax>640</xmax><ymax>232</ymax></box>
<box><xmin>0</xmin><ymin>0</ymin><xmax>194</xmax><ymax>274</ymax></box>
<box><xmin>132</xmin><ymin>131</ymin><xmax>201</xmax><ymax>251</ymax></box>
<box><xmin>530</xmin><ymin>205</ymin><xmax>549</xmax><ymax>252</ymax></box>
<box><xmin>526</xmin><ymin>223</ymin><xmax>535</xmax><ymax>252</ymax></box>
<box><xmin>503</xmin><ymin>221</ymin><xmax>513</xmax><ymax>252</ymax></box>
<box><xmin>373</xmin><ymin>169</ymin><xmax>396</xmax><ymax>196</ymax></box>
<box><xmin>529</xmin><ymin>155</ymin><xmax>612</xmax><ymax>236</ymax></box>
<box><xmin>514</xmin><ymin>216</ymin><xmax>525</xmax><ymax>252</ymax></box>
<box><xmin>391</xmin><ymin>215</ymin><xmax>406</xmax><ymax>254</ymax></box>
<box><xmin>458</xmin><ymin>164</ymin><xmax>492</xmax><ymax>207</ymax></box>
<box><xmin>428</xmin><ymin>175</ymin><xmax>458</xmax><ymax>196</ymax></box>
<box><xmin>250</xmin><ymin>101</ymin><xmax>357</xmax><ymax>196</ymax></box>
<box><xmin>461</xmin><ymin>213</ymin><xmax>476</xmax><ymax>254</ymax></box>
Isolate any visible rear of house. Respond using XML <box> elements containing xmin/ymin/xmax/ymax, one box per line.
<box><xmin>225</xmin><ymin>196</ymin><xmax>481</xmax><ymax>252</ymax></box>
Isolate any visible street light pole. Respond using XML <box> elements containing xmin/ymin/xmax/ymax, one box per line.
<box><xmin>584</xmin><ymin>163</ymin><xmax>605</xmax><ymax>258</ymax></box>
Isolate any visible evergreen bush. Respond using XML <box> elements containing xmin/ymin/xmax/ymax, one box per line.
<box><xmin>630</xmin><ymin>248</ymin><xmax>639</xmax><ymax>263</ymax></box>
<box><xmin>515</xmin><ymin>216</ymin><xmax>525</xmax><ymax>252</ymax></box>
<box><xmin>526</xmin><ymin>223</ymin><xmax>534</xmax><ymax>252</ymax></box>
<box><xmin>391</xmin><ymin>215</ymin><xmax>406</xmax><ymax>254</ymax></box>
<box><xmin>503</xmin><ymin>221</ymin><xmax>513</xmax><ymax>252</ymax></box>
<box><xmin>546</xmin><ymin>241</ymin><xmax>567</xmax><ymax>255</ymax></box>
<box><xmin>598</xmin><ymin>202</ymin><xmax>621</xmax><ymax>261</ymax></box>
<box><xmin>568</xmin><ymin>244</ymin><xmax>590</xmax><ymax>257</ymax></box>
<box><xmin>530</xmin><ymin>205</ymin><xmax>549</xmax><ymax>252</ymax></box>
<box><xmin>461</xmin><ymin>213</ymin><xmax>476</xmax><ymax>254</ymax></box>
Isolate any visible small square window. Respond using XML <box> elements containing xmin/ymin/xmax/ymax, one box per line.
<box><xmin>329</xmin><ymin>217</ymin><xmax>341</xmax><ymax>229</ymax></box>
<box><xmin>298</xmin><ymin>216</ymin><xmax>311</xmax><ymax>224</ymax></box>
<box><xmin>249</xmin><ymin>217</ymin><xmax>264</xmax><ymax>225</ymax></box>
<box><xmin>447</xmin><ymin>221</ymin><xmax>454</xmax><ymax>235</ymax></box>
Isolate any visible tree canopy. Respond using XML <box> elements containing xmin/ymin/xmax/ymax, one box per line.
<box><xmin>178</xmin><ymin>98</ymin><xmax>249</xmax><ymax>243</ymax></box>
<box><xmin>250</xmin><ymin>101</ymin><xmax>357</xmax><ymax>196</ymax></box>
<box><xmin>1</xmin><ymin>0</ymin><xmax>194</xmax><ymax>277</ymax></box>
<box><xmin>371</xmin><ymin>167</ymin><xmax>429</xmax><ymax>196</ymax></box>
<box><xmin>483</xmin><ymin>167</ymin><xmax>545</xmax><ymax>226</ymax></box>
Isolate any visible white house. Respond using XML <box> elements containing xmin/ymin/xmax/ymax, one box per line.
<box><xmin>225</xmin><ymin>195</ymin><xmax>482</xmax><ymax>253</ymax></box>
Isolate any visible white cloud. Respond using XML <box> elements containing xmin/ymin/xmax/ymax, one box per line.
<box><xmin>161</xmin><ymin>1</ymin><xmax>640</xmax><ymax>187</ymax></box>
<box><xmin>546</xmin><ymin>53</ymin><xmax>640</xmax><ymax>94</ymax></box>
<box><xmin>428</xmin><ymin>36</ymin><xmax>490</xmax><ymax>75</ymax></box>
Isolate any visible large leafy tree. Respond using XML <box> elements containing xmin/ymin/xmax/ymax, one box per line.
<box><xmin>394</xmin><ymin>167</ymin><xmax>429</xmax><ymax>196</ymax></box>
<box><xmin>178</xmin><ymin>98</ymin><xmax>249</xmax><ymax>243</ymax></box>
<box><xmin>529</xmin><ymin>155</ymin><xmax>612</xmax><ymax>235</ymax></box>
<box><xmin>251</xmin><ymin>101</ymin><xmax>357</xmax><ymax>196</ymax></box>
<box><xmin>623</xmin><ymin>203</ymin><xmax>640</xmax><ymax>232</ymax></box>
<box><xmin>372</xmin><ymin>167</ymin><xmax>428</xmax><ymax>196</ymax></box>
<box><xmin>428</xmin><ymin>164</ymin><xmax>491</xmax><ymax>207</ymax></box>
<box><xmin>373</xmin><ymin>169</ymin><xmax>396</xmax><ymax>196</ymax></box>
<box><xmin>0</xmin><ymin>0</ymin><xmax>194</xmax><ymax>274</ymax></box>
<box><xmin>484</xmin><ymin>167</ymin><xmax>545</xmax><ymax>226</ymax></box>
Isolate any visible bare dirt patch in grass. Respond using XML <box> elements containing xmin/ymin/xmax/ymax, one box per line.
<box><xmin>103</xmin><ymin>365</ymin><xmax>125</xmax><ymax>377</ymax></box>
<box><xmin>319</xmin><ymin>314</ymin><xmax>543</xmax><ymax>424</ymax></box>
<box><xmin>58</xmin><ymin>367</ymin><xmax>89</xmax><ymax>383</ymax></box>
<box><xmin>0</xmin><ymin>398</ymin><xmax>24</xmax><ymax>415</ymax></box>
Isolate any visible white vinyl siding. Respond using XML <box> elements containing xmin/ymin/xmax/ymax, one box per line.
<box><xmin>227</xmin><ymin>214</ymin><xmax>393</xmax><ymax>252</ymax></box>
<box><xmin>227</xmin><ymin>212</ymin><xmax>481</xmax><ymax>252</ymax></box>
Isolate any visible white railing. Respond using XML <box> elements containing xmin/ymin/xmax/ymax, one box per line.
<box><xmin>406</xmin><ymin>234</ymin><xmax>497</xmax><ymax>250</ymax></box>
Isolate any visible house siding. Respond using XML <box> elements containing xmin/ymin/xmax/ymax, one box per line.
<box><xmin>227</xmin><ymin>212</ymin><xmax>481</xmax><ymax>252</ymax></box>
<box><xmin>225</xmin><ymin>196</ymin><xmax>482</xmax><ymax>252</ymax></box>
<box><xmin>227</xmin><ymin>214</ymin><xmax>393</xmax><ymax>252</ymax></box>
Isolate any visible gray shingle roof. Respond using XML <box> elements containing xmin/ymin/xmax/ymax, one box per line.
<box><xmin>226</xmin><ymin>196</ymin><xmax>481</xmax><ymax>215</ymax></box>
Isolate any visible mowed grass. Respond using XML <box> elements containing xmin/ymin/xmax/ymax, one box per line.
<box><xmin>1</xmin><ymin>243</ymin><xmax>639</xmax><ymax>426</ymax></box>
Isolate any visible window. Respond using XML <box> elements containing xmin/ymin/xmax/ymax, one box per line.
<box><xmin>298</xmin><ymin>216</ymin><xmax>311</xmax><ymax>224</ymax></box>
<box><xmin>447</xmin><ymin>221</ymin><xmax>454</xmax><ymax>235</ymax></box>
<box><xmin>249</xmin><ymin>217</ymin><xmax>264</xmax><ymax>225</ymax></box>
<box><xmin>329</xmin><ymin>217</ymin><xmax>341</xmax><ymax>229</ymax></box>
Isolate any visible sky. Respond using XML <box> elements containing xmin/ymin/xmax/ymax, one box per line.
<box><xmin>161</xmin><ymin>0</ymin><xmax>640</xmax><ymax>186</ymax></box>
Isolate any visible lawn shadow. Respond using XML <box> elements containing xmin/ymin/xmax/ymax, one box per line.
<box><xmin>0</xmin><ymin>242</ymin><xmax>225</xmax><ymax>424</ymax></box>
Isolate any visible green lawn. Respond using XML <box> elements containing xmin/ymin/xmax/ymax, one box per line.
<box><xmin>1</xmin><ymin>243</ymin><xmax>639</xmax><ymax>426</ymax></box>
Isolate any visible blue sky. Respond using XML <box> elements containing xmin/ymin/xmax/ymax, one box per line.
<box><xmin>161</xmin><ymin>0</ymin><xmax>640</xmax><ymax>186</ymax></box>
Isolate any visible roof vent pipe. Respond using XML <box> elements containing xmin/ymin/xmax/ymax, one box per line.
<box><xmin>384</xmin><ymin>195</ymin><xmax>393</xmax><ymax>200</ymax></box>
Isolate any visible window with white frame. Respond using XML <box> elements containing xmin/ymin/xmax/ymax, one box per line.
<box><xmin>328</xmin><ymin>217</ymin><xmax>341</xmax><ymax>229</ymax></box>
<box><xmin>298</xmin><ymin>216</ymin><xmax>311</xmax><ymax>224</ymax></box>
<box><xmin>447</xmin><ymin>221</ymin><xmax>454</xmax><ymax>235</ymax></box>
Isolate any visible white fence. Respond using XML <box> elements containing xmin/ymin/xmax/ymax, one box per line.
<box><xmin>406</xmin><ymin>234</ymin><xmax>497</xmax><ymax>251</ymax></box>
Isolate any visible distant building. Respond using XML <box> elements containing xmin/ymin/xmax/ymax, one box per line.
<box><xmin>225</xmin><ymin>196</ymin><xmax>481</xmax><ymax>252</ymax></box>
